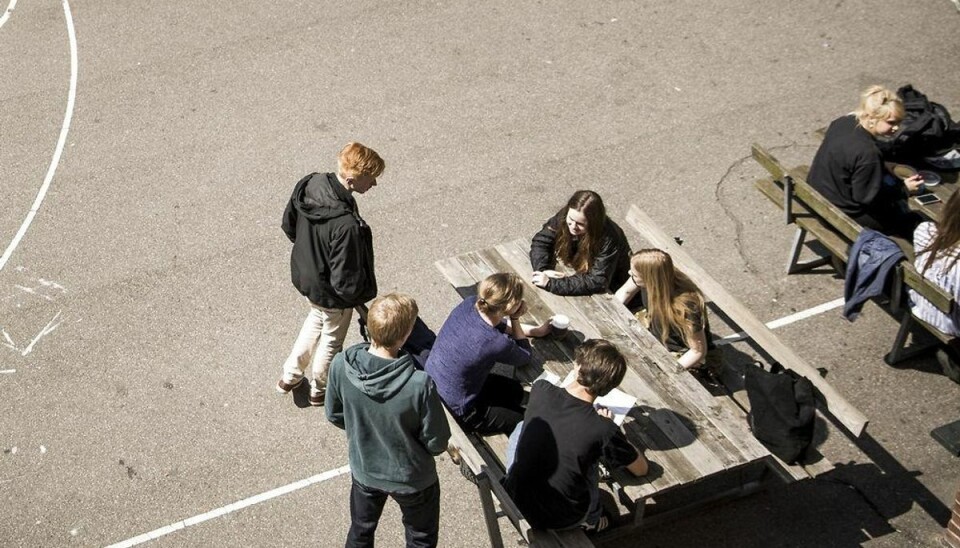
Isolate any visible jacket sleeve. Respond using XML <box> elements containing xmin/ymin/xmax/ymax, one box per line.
<box><xmin>421</xmin><ymin>379</ymin><xmax>452</xmax><ymax>456</ymax></box>
<box><xmin>282</xmin><ymin>175</ymin><xmax>312</xmax><ymax>243</ymax></box>
<box><xmin>328</xmin><ymin>223</ymin><xmax>372</xmax><ymax>304</ymax></box>
<box><xmin>545</xmin><ymin>233</ymin><xmax>621</xmax><ymax>296</ymax></box>
<box><xmin>324</xmin><ymin>358</ymin><xmax>346</xmax><ymax>430</ymax></box>
<box><xmin>530</xmin><ymin>216</ymin><xmax>559</xmax><ymax>272</ymax></box>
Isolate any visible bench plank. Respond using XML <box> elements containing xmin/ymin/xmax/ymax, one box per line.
<box><xmin>625</xmin><ymin>205</ymin><xmax>869</xmax><ymax>437</ymax></box>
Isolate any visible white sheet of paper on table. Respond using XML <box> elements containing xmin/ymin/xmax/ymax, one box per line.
<box><xmin>532</xmin><ymin>370</ymin><xmax>636</xmax><ymax>426</ymax></box>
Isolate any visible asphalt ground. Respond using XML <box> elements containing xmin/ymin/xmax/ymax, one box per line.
<box><xmin>0</xmin><ymin>1</ymin><xmax>958</xmax><ymax>547</ymax></box>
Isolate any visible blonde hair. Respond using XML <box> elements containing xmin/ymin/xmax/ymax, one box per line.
<box><xmin>475</xmin><ymin>273</ymin><xmax>525</xmax><ymax>317</ymax></box>
<box><xmin>367</xmin><ymin>293</ymin><xmax>418</xmax><ymax>348</ymax></box>
<box><xmin>854</xmin><ymin>85</ymin><xmax>905</xmax><ymax>128</ymax></box>
<box><xmin>338</xmin><ymin>142</ymin><xmax>385</xmax><ymax>179</ymax></box>
<box><xmin>631</xmin><ymin>249</ymin><xmax>706</xmax><ymax>346</ymax></box>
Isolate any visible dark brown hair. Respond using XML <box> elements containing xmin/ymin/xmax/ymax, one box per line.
<box><xmin>554</xmin><ymin>190</ymin><xmax>607</xmax><ymax>274</ymax></box>
<box><xmin>575</xmin><ymin>339</ymin><xmax>627</xmax><ymax>397</ymax></box>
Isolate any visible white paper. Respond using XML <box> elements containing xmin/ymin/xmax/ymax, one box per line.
<box><xmin>533</xmin><ymin>370</ymin><xmax>561</xmax><ymax>385</ymax></box>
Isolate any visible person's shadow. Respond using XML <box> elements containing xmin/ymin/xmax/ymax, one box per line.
<box><xmin>291</xmin><ymin>379</ymin><xmax>313</xmax><ymax>409</ymax></box>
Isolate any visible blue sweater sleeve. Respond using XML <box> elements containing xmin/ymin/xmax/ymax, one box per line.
<box><xmin>496</xmin><ymin>336</ymin><xmax>532</xmax><ymax>367</ymax></box>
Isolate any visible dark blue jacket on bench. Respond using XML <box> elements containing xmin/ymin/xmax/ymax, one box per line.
<box><xmin>844</xmin><ymin>229</ymin><xmax>904</xmax><ymax>321</ymax></box>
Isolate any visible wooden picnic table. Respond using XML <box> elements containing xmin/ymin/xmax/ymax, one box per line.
<box><xmin>436</xmin><ymin>239</ymin><xmax>786</xmax><ymax>526</ymax></box>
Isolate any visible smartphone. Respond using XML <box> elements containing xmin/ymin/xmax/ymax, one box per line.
<box><xmin>915</xmin><ymin>193</ymin><xmax>942</xmax><ymax>206</ymax></box>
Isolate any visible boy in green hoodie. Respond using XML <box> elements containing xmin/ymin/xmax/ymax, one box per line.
<box><xmin>326</xmin><ymin>293</ymin><xmax>451</xmax><ymax>548</ymax></box>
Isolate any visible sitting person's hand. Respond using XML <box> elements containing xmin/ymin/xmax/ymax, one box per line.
<box><xmin>595</xmin><ymin>406</ymin><xmax>613</xmax><ymax>420</ymax></box>
<box><xmin>904</xmin><ymin>174</ymin><xmax>925</xmax><ymax>194</ymax></box>
<box><xmin>509</xmin><ymin>300</ymin><xmax>528</xmax><ymax>319</ymax></box>
<box><xmin>531</xmin><ymin>271</ymin><xmax>550</xmax><ymax>288</ymax></box>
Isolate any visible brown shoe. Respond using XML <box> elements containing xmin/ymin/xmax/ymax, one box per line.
<box><xmin>276</xmin><ymin>377</ymin><xmax>304</xmax><ymax>394</ymax></box>
<box><xmin>309</xmin><ymin>388</ymin><xmax>326</xmax><ymax>406</ymax></box>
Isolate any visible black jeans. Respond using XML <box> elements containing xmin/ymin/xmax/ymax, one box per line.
<box><xmin>346</xmin><ymin>478</ymin><xmax>440</xmax><ymax>548</ymax></box>
<box><xmin>460</xmin><ymin>373</ymin><xmax>526</xmax><ymax>435</ymax></box>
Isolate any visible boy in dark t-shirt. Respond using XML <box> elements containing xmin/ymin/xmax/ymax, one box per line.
<box><xmin>503</xmin><ymin>339</ymin><xmax>648</xmax><ymax>531</ymax></box>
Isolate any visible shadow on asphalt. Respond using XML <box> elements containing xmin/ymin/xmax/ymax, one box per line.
<box><xmin>291</xmin><ymin>378</ymin><xmax>313</xmax><ymax>408</ymax></box>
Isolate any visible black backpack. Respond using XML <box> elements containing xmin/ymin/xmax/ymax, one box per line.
<box><xmin>877</xmin><ymin>84</ymin><xmax>960</xmax><ymax>164</ymax></box>
<box><xmin>744</xmin><ymin>365</ymin><xmax>816</xmax><ymax>464</ymax></box>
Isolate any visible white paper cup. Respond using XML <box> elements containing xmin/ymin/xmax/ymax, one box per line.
<box><xmin>550</xmin><ymin>315</ymin><xmax>570</xmax><ymax>338</ymax></box>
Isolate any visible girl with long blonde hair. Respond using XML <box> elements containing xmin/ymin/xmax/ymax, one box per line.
<box><xmin>615</xmin><ymin>249</ymin><xmax>711</xmax><ymax>370</ymax></box>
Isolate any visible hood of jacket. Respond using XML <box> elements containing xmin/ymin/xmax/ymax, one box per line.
<box><xmin>294</xmin><ymin>173</ymin><xmax>355</xmax><ymax>222</ymax></box>
<box><xmin>343</xmin><ymin>343</ymin><xmax>416</xmax><ymax>401</ymax></box>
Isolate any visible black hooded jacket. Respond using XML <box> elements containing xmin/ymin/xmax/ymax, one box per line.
<box><xmin>282</xmin><ymin>173</ymin><xmax>377</xmax><ymax>308</ymax></box>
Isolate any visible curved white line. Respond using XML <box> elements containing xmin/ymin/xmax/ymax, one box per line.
<box><xmin>0</xmin><ymin>0</ymin><xmax>18</xmax><ymax>30</ymax></box>
<box><xmin>0</xmin><ymin>0</ymin><xmax>77</xmax><ymax>272</ymax></box>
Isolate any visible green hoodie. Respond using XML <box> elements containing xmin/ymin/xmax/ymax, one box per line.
<box><xmin>326</xmin><ymin>343</ymin><xmax>451</xmax><ymax>493</ymax></box>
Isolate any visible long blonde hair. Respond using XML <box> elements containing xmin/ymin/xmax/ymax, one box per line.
<box><xmin>631</xmin><ymin>249</ymin><xmax>706</xmax><ymax>345</ymax></box>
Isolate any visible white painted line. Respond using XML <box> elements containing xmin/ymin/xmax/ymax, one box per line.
<box><xmin>0</xmin><ymin>0</ymin><xmax>77</xmax><ymax>273</ymax></box>
<box><xmin>0</xmin><ymin>0</ymin><xmax>18</xmax><ymax>30</ymax></box>
<box><xmin>104</xmin><ymin>465</ymin><xmax>352</xmax><ymax>548</ymax></box>
<box><xmin>20</xmin><ymin>309</ymin><xmax>62</xmax><ymax>356</ymax></box>
<box><xmin>714</xmin><ymin>297</ymin><xmax>845</xmax><ymax>346</ymax></box>
<box><xmin>0</xmin><ymin>369</ymin><xmax>15</xmax><ymax>374</ymax></box>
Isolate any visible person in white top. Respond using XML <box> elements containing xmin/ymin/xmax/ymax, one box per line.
<box><xmin>910</xmin><ymin>191</ymin><xmax>960</xmax><ymax>383</ymax></box>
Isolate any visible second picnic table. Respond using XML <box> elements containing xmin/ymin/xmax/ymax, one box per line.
<box><xmin>435</xmin><ymin>238</ymin><xmax>791</xmax><ymax>526</ymax></box>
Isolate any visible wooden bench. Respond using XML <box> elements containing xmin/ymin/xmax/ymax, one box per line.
<box><xmin>750</xmin><ymin>143</ymin><xmax>959</xmax><ymax>366</ymax></box>
<box><xmin>624</xmin><ymin>206</ymin><xmax>861</xmax><ymax>482</ymax></box>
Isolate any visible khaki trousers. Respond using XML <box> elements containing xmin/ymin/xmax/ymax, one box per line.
<box><xmin>282</xmin><ymin>302</ymin><xmax>353</xmax><ymax>391</ymax></box>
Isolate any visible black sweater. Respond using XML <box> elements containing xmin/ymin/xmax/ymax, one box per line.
<box><xmin>808</xmin><ymin>115</ymin><xmax>905</xmax><ymax>217</ymax></box>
